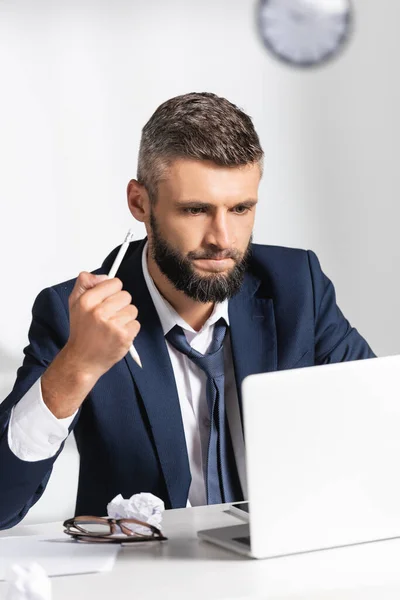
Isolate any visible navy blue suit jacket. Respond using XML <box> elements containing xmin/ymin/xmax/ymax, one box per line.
<box><xmin>0</xmin><ymin>240</ymin><xmax>375</xmax><ymax>529</ymax></box>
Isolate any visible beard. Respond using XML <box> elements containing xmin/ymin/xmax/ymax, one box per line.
<box><xmin>149</xmin><ymin>212</ymin><xmax>252</xmax><ymax>303</ymax></box>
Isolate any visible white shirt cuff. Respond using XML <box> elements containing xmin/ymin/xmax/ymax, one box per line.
<box><xmin>8</xmin><ymin>378</ymin><xmax>77</xmax><ymax>462</ymax></box>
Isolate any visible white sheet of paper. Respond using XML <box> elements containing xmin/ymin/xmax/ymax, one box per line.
<box><xmin>0</xmin><ymin>535</ymin><xmax>120</xmax><ymax>580</ymax></box>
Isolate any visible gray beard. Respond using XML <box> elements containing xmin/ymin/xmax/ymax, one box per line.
<box><xmin>149</xmin><ymin>212</ymin><xmax>252</xmax><ymax>303</ymax></box>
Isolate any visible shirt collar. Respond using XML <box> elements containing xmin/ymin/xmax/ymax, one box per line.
<box><xmin>141</xmin><ymin>241</ymin><xmax>229</xmax><ymax>336</ymax></box>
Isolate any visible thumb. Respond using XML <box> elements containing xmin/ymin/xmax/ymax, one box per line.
<box><xmin>70</xmin><ymin>272</ymin><xmax>109</xmax><ymax>303</ymax></box>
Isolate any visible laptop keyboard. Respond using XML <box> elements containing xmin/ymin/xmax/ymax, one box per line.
<box><xmin>232</xmin><ymin>536</ymin><xmax>251</xmax><ymax>547</ymax></box>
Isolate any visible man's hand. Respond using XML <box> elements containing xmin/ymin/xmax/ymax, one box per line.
<box><xmin>41</xmin><ymin>272</ymin><xmax>140</xmax><ymax>418</ymax></box>
<box><xmin>67</xmin><ymin>272</ymin><xmax>140</xmax><ymax>378</ymax></box>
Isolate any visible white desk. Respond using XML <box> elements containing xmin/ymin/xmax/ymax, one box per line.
<box><xmin>2</xmin><ymin>505</ymin><xmax>400</xmax><ymax>599</ymax></box>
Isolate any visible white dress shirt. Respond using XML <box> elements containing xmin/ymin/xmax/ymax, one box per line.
<box><xmin>8</xmin><ymin>243</ymin><xmax>247</xmax><ymax>505</ymax></box>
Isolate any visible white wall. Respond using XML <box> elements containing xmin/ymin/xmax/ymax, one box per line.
<box><xmin>1</xmin><ymin>0</ymin><xmax>399</xmax><ymax>524</ymax></box>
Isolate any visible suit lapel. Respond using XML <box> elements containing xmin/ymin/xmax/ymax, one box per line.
<box><xmin>229</xmin><ymin>271</ymin><xmax>277</xmax><ymax>413</ymax></box>
<box><xmin>117</xmin><ymin>240</ymin><xmax>191</xmax><ymax>508</ymax></box>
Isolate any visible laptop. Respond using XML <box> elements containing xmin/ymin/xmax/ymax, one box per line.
<box><xmin>198</xmin><ymin>355</ymin><xmax>400</xmax><ymax>559</ymax></box>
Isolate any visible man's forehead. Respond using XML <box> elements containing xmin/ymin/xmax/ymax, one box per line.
<box><xmin>166</xmin><ymin>157</ymin><xmax>261</xmax><ymax>176</ymax></box>
<box><xmin>157</xmin><ymin>158</ymin><xmax>261</xmax><ymax>198</ymax></box>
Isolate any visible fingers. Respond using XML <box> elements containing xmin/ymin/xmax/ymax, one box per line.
<box><xmin>126</xmin><ymin>319</ymin><xmax>141</xmax><ymax>341</ymax></box>
<box><xmin>69</xmin><ymin>270</ymin><xmax>140</xmax><ymax>338</ymax></box>
<box><xmin>69</xmin><ymin>272</ymin><xmax>109</xmax><ymax>305</ymax></box>
<box><xmin>109</xmin><ymin>306</ymin><xmax>140</xmax><ymax>328</ymax></box>
<box><xmin>93</xmin><ymin>290</ymin><xmax>135</xmax><ymax>319</ymax></box>
<box><xmin>70</xmin><ymin>273</ymin><xmax>123</xmax><ymax>310</ymax></box>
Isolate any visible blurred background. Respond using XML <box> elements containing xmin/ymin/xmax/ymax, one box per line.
<box><xmin>0</xmin><ymin>0</ymin><xmax>399</xmax><ymax>524</ymax></box>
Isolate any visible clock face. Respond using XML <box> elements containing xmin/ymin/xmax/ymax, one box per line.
<box><xmin>257</xmin><ymin>0</ymin><xmax>353</xmax><ymax>67</ymax></box>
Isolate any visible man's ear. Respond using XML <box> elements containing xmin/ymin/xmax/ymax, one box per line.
<box><xmin>127</xmin><ymin>179</ymin><xmax>150</xmax><ymax>222</ymax></box>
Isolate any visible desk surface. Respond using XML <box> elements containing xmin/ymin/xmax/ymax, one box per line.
<box><xmin>2</xmin><ymin>505</ymin><xmax>400</xmax><ymax>600</ymax></box>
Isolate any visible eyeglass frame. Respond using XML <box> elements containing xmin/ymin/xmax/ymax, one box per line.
<box><xmin>63</xmin><ymin>515</ymin><xmax>168</xmax><ymax>543</ymax></box>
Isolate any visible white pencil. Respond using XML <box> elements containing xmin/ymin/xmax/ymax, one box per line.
<box><xmin>108</xmin><ymin>229</ymin><xmax>142</xmax><ymax>368</ymax></box>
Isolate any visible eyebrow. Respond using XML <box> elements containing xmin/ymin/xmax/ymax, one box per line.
<box><xmin>175</xmin><ymin>199</ymin><xmax>258</xmax><ymax>209</ymax></box>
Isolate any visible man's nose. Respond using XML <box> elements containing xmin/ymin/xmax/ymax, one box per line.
<box><xmin>204</xmin><ymin>212</ymin><xmax>232</xmax><ymax>249</ymax></box>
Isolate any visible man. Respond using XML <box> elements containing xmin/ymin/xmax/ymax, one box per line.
<box><xmin>0</xmin><ymin>92</ymin><xmax>374</xmax><ymax>530</ymax></box>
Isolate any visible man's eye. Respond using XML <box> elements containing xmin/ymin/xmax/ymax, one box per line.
<box><xmin>233</xmin><ymin>205</ymin><xmax>250</xmax><ymax>214</ymax></box>
<box><xmin>184</xmin><ymin>207</ymin><xmax>205</xmax><ymax>215</ymax></box>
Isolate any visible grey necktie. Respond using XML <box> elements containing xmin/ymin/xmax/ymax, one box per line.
<box><xmin>166</xmin><ymin>318</ymin><xmax>240</xmax><ymax>504</ymax></box>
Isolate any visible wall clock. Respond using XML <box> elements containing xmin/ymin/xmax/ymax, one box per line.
<box><xmin>257</xmin><ymin>0</ymin><xmax>353</xmax><ymax>68</ymax></box>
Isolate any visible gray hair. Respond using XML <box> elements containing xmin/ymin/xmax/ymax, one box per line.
<box><xmin>137</xmin><ymin>92</ymin><xmax>264</xmax><ymax>202</ymax></box>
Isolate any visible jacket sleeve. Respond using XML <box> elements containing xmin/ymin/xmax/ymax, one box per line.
<box><xmin>307</xmin><ymin>250</ymin><xmax>376</xmax><ymax>364</ymax></box>
<box><xmin>0</xmin><ymin>286</ymin><xmax>79</xmax><ymax>530</ymax></box>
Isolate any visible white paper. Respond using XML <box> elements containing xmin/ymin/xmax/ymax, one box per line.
<box><xmin>107</xmin><ymin>492</ymin><xmax>165</xmax><ymax>535</ymax></box>
<box><xmin>0</xmin><ymin>536</ymin><xmax>119</xmax><ymax>581</ymax></box>
<box><xmin>5</xmin><ymin>563</ymin><xmax>51</xmax><ymax>600</ymax></box>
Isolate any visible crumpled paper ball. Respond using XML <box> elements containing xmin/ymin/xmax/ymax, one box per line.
<box><xmin>107</xmin><ymin>492</ymin><xmax>165</xmax><ymax>535</ymax></box>
<box><xmin>5</xmin><ymin>563</ymin><xmax>51</xmax><ymax>600</ymax></box>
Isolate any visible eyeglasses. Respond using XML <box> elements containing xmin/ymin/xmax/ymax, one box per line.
<box><xmin>63</xmin><ymin>516</ymin><xmax>168</xmax><ymax>544</ymax></box>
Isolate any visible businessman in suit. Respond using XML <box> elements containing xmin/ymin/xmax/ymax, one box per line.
<box><xmin>0</xmin><ymin>92</ymin><xmax>374</xmax><ymax>530</ymax></box>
